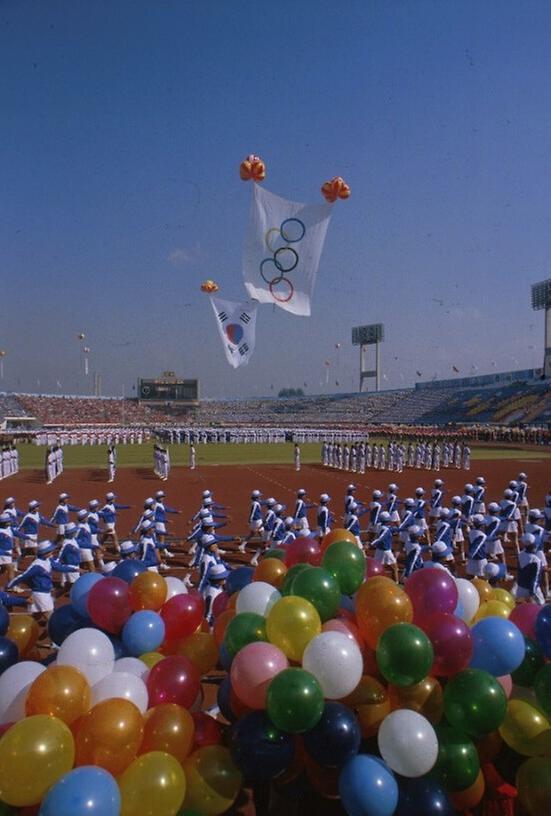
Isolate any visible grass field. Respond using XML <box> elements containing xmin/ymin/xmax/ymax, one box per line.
<box><xmin>15</xmin><ymin>442</ymin><xmax>551</xmax><ymax>470</ymax></box>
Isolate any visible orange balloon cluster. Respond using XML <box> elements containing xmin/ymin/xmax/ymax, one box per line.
<box><xmin>355</xmin><ymin>577</ymin><xmax>413</xmax><ymax>649</ymax></box>
<box><xmin>200</xmin><ymin>279</ymin><xmax>219</xmax><ymax>294</ymax></box>
<box><xmin>321</xmin><ymin>175</ymin><xmax>350</xmax><ymax>203</ymax></box>
<box><xmin>239</xmin><ymin>153</ymin><xmax>266</xmax><ymax>182</ymax></box>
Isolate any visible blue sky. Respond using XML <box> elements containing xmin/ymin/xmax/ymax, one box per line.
<box><xmin>2</xmin><ymin>0</ymin><xmax>550</xmax><ymax>398</ymax></box>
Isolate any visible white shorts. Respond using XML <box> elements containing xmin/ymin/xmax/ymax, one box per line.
<box><xmin>467</xmin><ymin>558</ymin><xmax>487</xmax><ymax>577</ymax></box>
<box><xmin>155</xmin><ymin>522</ymin><xmax>167</xmax><ymax>535</ymax></box>
<box><xmin>297</xmin><ymin>517</ymin><xmax>309</xmax><ymax>532</ymax></box>
<box><xmin>486</xmin><ymin>539</ymin><xmax>504</xmax><ymax>557</ymax></box>
<box><xmin>499</xmin><ymin>521</ymin><xmax>517</xmax><ymax>534</ymax></box>
<box><xmin>417</xmin><ymin>518</ymin><xmax>429</xmax><ymax>531</ymax></box>
<box><xmin>147</xmin><ymin>566</ymin><xmax>159</xmax><ymax>573</ymax></box>
<box><xmin>520</xmin><ymin>498</ymin><xmax>529</xmax><ymax>508</ymax></box>
<box><xmin>30</xmin><ymin>592</ymin><xmax>54</xmax><ymax>613</ymax></box>
<box><xmin>375</xmin><ymin>549</ymin><xmax>397</xmax><ymax>565</ymax></box>
<box><xmin>453</xmin><ymin>530</ymin><xmax>464</xmax><ymax>543</ymax></box>
<box><xmin>80</xmin><ymin>548</ymin><xmax>94</xmax><ymax>563</ymax></box>
<box><xmin>62</xmin><ymin>571</ymin><xmax>80</xmax><ymax>584</ymax></box>
<box><xmin>537</xmin><ymin>550</ymin><xmax>548</xmax><ymax>568</ymax></box>
<box><xmin>473</xmin><ymin>503</ymin><xmax>486</xmax><ymax>515</ymax></box>
<box><xmin>57</xmin><ymin>524</ymin><xmax>66</xmax><ymax>536</ymax></box>
<box><xmin>104</xmin><ymin>523</ymin><xmax>116</xmax><ymax>533</ymax></box>
<box><xmin>389</xmin><ymin>511</ymin><xmax>400</xmax><ymax>523</ymax></box>
<box><xmin>0</xmin><ymin>554</ymin><xmax>12</xmax><ymax>565</ymax></box>
<box><xmin>249</xmin><ymin>519</ymin><xmax>263</xmax><ymax>532</ymax></box>
<box><xmin>429</xmin><ymin>508</ymin><xmax>440</xmax><ymax>519</ymax></box>
<box><xmin>91</xmin><ymin>534</ymin><xmax>99</xmax><ymax>548</ymax></box>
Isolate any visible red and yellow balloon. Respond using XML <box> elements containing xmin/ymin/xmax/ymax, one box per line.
<box><xmin>321</xmin><ymin>175</ymin><xmax>350</xmax><ymax>203</ymax></box>
<box><xmin>239</xmin><ymin>154</ymin><xmax>266</xmax><ymax>182</ymax></box>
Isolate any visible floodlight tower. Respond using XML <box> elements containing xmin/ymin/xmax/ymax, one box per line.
<box><xmin>531</xmin><ymin>279</ymin><xmax>551</xmax><ymax>379</ymax></box>
<box><xmin>352</xmin><ymin>324</ymin><xmax>384</xmax><ymax>392</ymax></box>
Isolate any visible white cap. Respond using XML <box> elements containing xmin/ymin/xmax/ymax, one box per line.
<box><xmin>89</xmin><ymin>499</ymin><xmax>100</xmax><ymax>508</ymax></box>
<box><xmin>347</xmin><ymin>484</ymin><xmax>356</xmax><ymax>491</ymax></box>
<box><xmin>388</xmin><ymin>483</ymin><xmax>398</xmax><ymax>491</ymax></box>
<box><xmin>77</xmin><ymin>509</ymin><xmax>88</xmax><ymax>520</ymax></box>
<box><xmin>504</xmin><ymin>489</ymin><xmax>513</xmax><ymax>498</ymax></box>
<box><xmin>451</xmin><ymin>495</ymin><xmax>462</xmax><ymax>504</ymax></box>
<box><xmin>432</xmin><ymin>541</ymin><xmax>447</xmax><ymax>556</ymax></box>
<box><xmin>434</xmin><ymin>479</ymin><xmax>444</xmax><ymax>487</ymax></box>
<box><xmin>320</xmin><ymin>493</ymin><xmax>330</xmax><ymax>503</ymax></box>
<box><xmin>285</xmin><ymin>516</ymin><xmax>295</xmax><ymax>526</ymax></box>
<box><xmin>297</xmin><ymin>488</ymin><xmax>306</xmax><ymax>496</ymax></box>
<box><xmin>484</xmin><ymin>562</ymin><xmax>501</xmax><ymax>579</ymax></box>
<box><xmin>64</xmin><ymin>522</ymin><xmax>77</xmax><ymax>534</ymax></box>
<box><xmin>4</xmin><ymin>497</ymin><xmax>15</xmax><ymax>505</ymax></box>
<box><xmin>472</xmin><ymin>514</ymin><xmax>485</xmax><ymax>525</ymax></box>
<box><xmin>464</xmin><ymin>484</ymin><xmax>474</xmax><ymax>492</ymax></box>
<box><xmin>0</xmin><ymin>513</ymin><xmax>12</xmax><ymax>523</ymax></box>
<box><xmin>145</xmin><ymin>497</ymin><xmax>155</xmax><ymax>506</ymax></box>
<box><xmin>202</xmin><ymin>490</ymin><xmax>212</xmax><ymax>498</ymax></box>
<box><xmin>476</xmin><ymin>476</ymin><xmax>485</xmax><ymax>485</ymax></box>
<box><xmin>266</xmin><ymin>497</ymin><xmax>276</xmax><ymax>506</ymax></box>
<box><xmin>29</xmin><ymin>500</ymin><xmax>40</xmax><ymax>509</ymax></box>
<box><xmin>59</xmin><ymin>493</ymin><xmax>69</xmax><ymax>501</ymax></box>
<box><xmin>274</xmin><ymin>504</ymin><xmax>284</xmax><ymax>513</ymax></box>
<box><xmin>415</xmin><ymin>487</ymin><xmax>425</xmax><ymax>495</ymax></box>
<box><xmin>521</xmin><ymin>533</ymin><xmax>536</xmax><ymax>546</ymax></box>
<box><xmin>373</xmin><ymin>490</ymin><xmax>383</xmax><ymax>499</ymax></box>
<box><xmin>518</xmin><ymin>472</ymin><xmax>527</xmax><ymax>480</ymax></box>
<box><xmin>409</xmin><ymin>525</ymin><xmax>421</xmax><ymax>537</ymax></box>
<box><xmin>251</xmin><ymin>490</ymin><xmax>261</xmax><ymax>498</ymax></box>
<box><xmin>209</xmin><ymin>563</ymin><xmax>230</xmax><ymax>580</ymax></box>
<box><xmin>203</xmin><ymin>497</ymin><xmax>213</xmax><ymax>505</ymax></box>
<box><xmin>106</xmin><ymin>492</ymin><xmax>116</xmax><ymax>501</ymax></box>
<box><xmin>488</xmin><ymin>502</ymin><xmax>500</xmax><ymax>513</ymax></box>
<box><xmin>155</xmin><ymin>490</ymin><xmax>165</xmax><ymax>498</ymax></box>
<box><xmin>439</xmin><ymin>507</ymin><xmax>450</xmax><ymax>518</ymax></box>
<box><xmin>379</xmin><ymin>511</ymin><xmax>390</xmax><ymax>523</ymax></box>
<box><xmin>120</xmin><ymin>540</ymin><xmax>138</xmax><ymax>555</ymax></box>
<box><xmin>404</xmin><ymin>498</ymin><xmax>415</xmax><ymax>507</ymax></box>
<box><xmin>199</xmin><ymin>508</ymin><xmax>212</xmax><ymax>519</ymax></box>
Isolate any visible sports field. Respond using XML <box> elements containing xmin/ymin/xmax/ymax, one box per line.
<box><xmin>15</xmin><ymin>442</ymin><xmax>551</xmax><ymax>470</ymax></box>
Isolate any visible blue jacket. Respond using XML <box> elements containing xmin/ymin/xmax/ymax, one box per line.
<box><xmin>51</xmin><ymin>504</ymin><xmax>80</xmax><ymax>525</ymax></box>
<box><xmin>18</xmin><ymin>512</ymin><xmax>54</xmax><ymax>536</ymax></box>
<box><xmin>8</xmin><ymin>557</ymin><xmax>78</xmax><ymax>593</ymax></box>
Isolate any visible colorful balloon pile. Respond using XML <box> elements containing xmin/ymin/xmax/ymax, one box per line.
<box><xmin>0</xmin><ymin>537</ymin><xmax>550</xmax><ymax>815</ymax></box>
<box><xmin>321</xmin><ymin>175</ymin><xmax>351</xmax><ymax>202</ymax></box>
<box><xmin>239</xmin><ymin>153</ymin><xmax>266</xmax><ymax>182</ymax></box>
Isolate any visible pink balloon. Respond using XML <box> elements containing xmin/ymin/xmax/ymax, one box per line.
<box><xmin>365</xmin><ymin>557</ymin><xmax>384</xmax><ymax>578</ymax></box>
<box><xmin>497</xmin><ymin>674</ymin><xmax>513</xmax><ymax>698</ymax></box>
<box><xmin>285</xmin><ymin>537</ymin><xmax>321</xmax><ymax>568</ymax></box>
<box><xmin>405</xmin><ymin>569</ymin><xmax>459</xmax><ymax>625</ymax></box>
<box><xmin>509</xmin><ymin>603</ymin><xmax>540</xmax><ymax>639</ymax></box>
<box><xmin>230</xmin><ymin>641</ymin><xmax>289</xmax><ymax>709</ymax></box>
<box><xmin>423</xmin><ymin>612</ymin><xmax>473</xmax><ymax>677</ymax></box>
<box><xmin>87</xmin><ymin>576</ymin><xmax>132</xmax><ymax>634</ymax></box>
<box><xmin>146</xmin><ymin>655</ymin><xmax>200</xmax><ymax>709</ymax></box>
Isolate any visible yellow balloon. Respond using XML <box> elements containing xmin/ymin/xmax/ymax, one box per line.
<box><xmin>183</xmin><ymin>746</ymin><xmax>242</xmax><ymax>815</ymax></box>
<box><xmin>140</xmin><ymin>651</ymin><xmax>164</xmax><ymax>669</ymax></box>
<box><xmin>266</xmin><ymin>596</ymin><xmax>321</xmax><ymax>662</ymax></box>
<box><xmin>119</xmin><ymin>750</ymin><xmax>186</xmax><ymax>816</ymax></box>
<box><xmin>7</xmin><ymin>614</ymin><xmax>40</xmax><ymax>657</ymax></box>
<box><xmin>499</xmin><ymin>700</ymin><xmax>551</xmax><ymax>756</ymax></box>
<box><xmin>0</xmin><ymin>714</ymin><xmax>75</xmax><ymax>806</ymax></box>
<box><xmin>472</xmin><ymin>578</ymin><xmax>495</xmax><ymax>604</ymax></box>
<box><xmin>493</xmin><ymin>588</ymin><xmax>515</xmax><ymax>610</ymax></box>
<box><xmin>474</xmin><ymin>600</ymin><xmax>511</xmax><ymax>621</ymax></box>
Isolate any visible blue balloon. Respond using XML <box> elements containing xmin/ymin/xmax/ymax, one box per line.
<box><xmin>112</xmin><ymin>559</ymin><xmax>147</xmax><ymax>584</ymax></box>
<box><xmin>303</xmin><ymin>702</ymin><xmax>361</xmax><ymax>767</ymax></box>
<box><xmin>39</xmin><ymin>765</ymin><xmax>120</xmax><ymax>816</ymax></box>
<box><xmin>229</xmin><ymin>711</ymin><xmax>295</xmax><ymax>782</ymax></box>
<box><xmin>70</xmin><ymin>573</ymin><xmax>104</xmax><ymax>618</ymax></box>
<box><xmin>339</xmin><ymin>754</ymin><xmax>398</xmax><ymax>816</ymax></box>
<box><xmin>217</xmin><ymin>675</ymin><xmax>236</xmax><ymax>722</ymax></box>
<box><xmin>395</xmin><ymin>775</ymin><xmax>454</xmax><ymax>816</ymax></box>
<box><xmin>48</xmin><ymin>604</ymin><xmax>89</xmax><ymax>646</ymax></box>
<box><xmin>219</xmin><ymin>641</ymin><xmax>233</xmax><ymax>671</ymax></box>
<box><xmin>340</xmin><ymin>594</ymin><xmax>356</xmax><ymax>614</ymax></box>
<box><xmin>122</xmin><ymin>610</ymin><xmax>165</xmax><ymax>656</ymax></box>
<box><xmin>0</xmin><ymin>605</ymin><xmax>9</xmax><ymax>637</ymax></box>
<box><xmin>470</xmin><ymin>617</ymin><xmax>526</xmax><ymax>676</ymax></box>
<box><xmin>41</xmin><ymin>652</ymin><xmax>58</xmax><ymax>667</ymax></box>
<box><xmin>535</xmin><ymin>604</ymin><xmax>551</xmax><ymax>659</ymax></box>
<box><xmin>0</xmin><ymin>637</ymin><xmax>18</xmax><ymax>676</ymax></box>
<box><xmin>107</xmin><ymin>635</ymin><xmax>128</xmax><ymax>660</ymax></box>
<box><xmin>226</xmin><ymin>566</ymin><xmax>253</xmax><ymax>596</ymax></box>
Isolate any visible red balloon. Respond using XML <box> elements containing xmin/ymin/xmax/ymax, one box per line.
<box><xmin>146</xmin><ymin>655</ymin><xmax>200</xmax><ymax>709</ymax></box>
<box><xmin>160</xmin><ymin>591</ymin><xmax>204</xmax><ymax>644</ymax></box>
<box><xmin>211</xmin><ymin>591</ymin><xmax>229</xmax><ymax>620</ymax></box>
<box><xmin>192</xmin><ymin>711</ymin><xmax>223</xmax><ymax>749</ymax></box>
<box><xmin>405</xmin><ymin>568</ymin><xmax>458</xmax><ymax>625</ymax></box>
<box><xmin>284</xmin><ymin>537</ymin><xmax>321</xmax><ymax>568</ymax></box>
<box><xmin>87</xmin><ymin>576</ymin><xmax>132</xmax><ymax>634</ymax></box>
<box><xmin>509</xmin><ymin>603</ymin><xmax>540</xmax><ymax>639</ymax></box>
<box><xmin>423</xmin><ymin>612</ymin><xmax>473</xmax><ymax>677</ymax></box>
<box><xmin>365</xmin><ymin>557</ymin><xmax>384</xmax><ymax>578</ymax></box>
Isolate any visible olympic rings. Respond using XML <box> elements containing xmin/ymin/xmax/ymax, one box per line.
<box><xmin>280</xmin><ymin>218</ymin><xmax>305</xmax><ymax>243</ymax></box>
<box><xmin>269</xmin><ymin>277</ymin><xmax>294</xmax><ymax>303</ymax></box>
<box><xmin>265</xmin><ymin>227</ymin><xmax>283</xmax><ymax>253</ymax></box>
<box><xmin>274</xmin><ymin>246</ymin><xmax>298</xmax><ymax>273</ymax></box>
<box><xmin>260</xmin><ymin>258</ymin><xmax>281</xmax><ymax>285</ymax></box>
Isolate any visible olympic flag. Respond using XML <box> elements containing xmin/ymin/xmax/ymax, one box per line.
<box><xmin>243</xmin><ymin>184</ymin><xmax>332</xmax><ymax>316</ymax></box>
<box><xmin>210</xmin><ymin>295</ymin><xmax>258</xmax><ymax>369</ymax></box>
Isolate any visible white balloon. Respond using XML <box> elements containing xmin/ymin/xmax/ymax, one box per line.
<box><xmin>114</xmin><ymin>657</ymin><xmax>149</xmax><ymax>680</ymax></box>
<box><xmin>165</xmin><ymin>576</ymin><xmax>188</xmax><ymax>599</ymax></box>
<box><xmin>236</xmin><ymin>581</ymin><xmax>280</xmax><ymax>617</ymax></box>
<box><xmin>0</xmin><ymin>661</ymin><xmax>46</xmax><ymax>723</ymax></box>
<box><xmin>378</xmin><ymin>710</ymin><xmax>438</xmax><ymax>777</ymax></box>
<box><xmin>455</xmin><ymin>577</ymin><xmax>480</xmax><ymax>623</ymax></box>
<box><xmin>91</xmin><ymin>671</ymin><xmax>149</xmax><ymax>714</ymax></box>
<box><xmin>57</xmin><ymin>628</ymin><xmax>115</xmax><ymax>685</ymax></box>
<box><xmin>302</xmin><ymin>631</ymin><xmax>362</xmax><ymax>699</ymax></box>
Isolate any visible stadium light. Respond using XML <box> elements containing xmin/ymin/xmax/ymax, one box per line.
<box><xmin>351</xmin><ymin>324</ymin><xmax>384</xmax><ymax>392</ymax></box>
<box><xmin>531</xmin><ymin>279</ymin><xmax>551</xmax><ymax>379</ymax></box>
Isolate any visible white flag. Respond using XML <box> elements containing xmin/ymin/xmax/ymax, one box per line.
<box><xmin>210</xmin><ymin>295</ymin><xmax>258</xmax><ymax>369</ymax></box>
<box><xmin>243</xmin><ymin>184</ymin><xmax>332</xmax><ymax>316</ymax></box>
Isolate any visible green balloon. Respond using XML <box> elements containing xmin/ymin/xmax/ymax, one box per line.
<box><xmin>266</xmin><ymin>668</ymin><xmax>324</xmax><ymax>733</ymax></box>
<box><xmin>376</xmin><ymin>623</ymin><xmax>434</xmax><ymax>687</ymax></box>
<box><xmin>431</xmin><ymin>725</ymin><xmax>480</xmax><ymax>792</ymax></box>
<box><xmin>322</xmin><ymin>541</ymin><xmax>366</xmax><ymax>595</ymax></box>
<box><xmin>291</xmin><ymin>567</ymin><xmax>341</xmax><ymax>622</ymax></box>
<box><xmin>262</xmin><ymin>548</ymin><xmax>286</xmax><ymax>561</ymax></box>
<box><xmin>534</xmin><ymin>663</ymin><xmax>551</xmax><ymax>719</ymax></box>
<box><xmin>281</xmin><ymin>563</ymin><xmax>310</xmax><ymax>596</ymax></box>
<box><xmin>0</xmin><ymin>803</ymin><xmax>16</xmax><ymax>816</ymax></box>
<box><xmin>513</xmin><ymin>638</ymin><xmax>546</xmax><ymax>688</ymax></box>
<box><xmin>224</xmin><ymin>612</ymin><xmax>267</xmax><ymax>657</ymax></box>
<box><xmin>516</xmin><ymin>756</ymin><xmax>551</xmax><ymax>816</ymax></box>
<box><xmin>444</xmin><ymin>668</ymin><xmax>507</xmax><ymax>738</ymax></box>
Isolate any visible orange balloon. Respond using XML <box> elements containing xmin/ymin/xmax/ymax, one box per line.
<box><xmin>214</xmin><ymin>609</ymin><xmax>235</xmax><ymax>646</ymax></box>
<box><xmin>26</xmin><ymin>665</ymin><xmax>91</xmax><ymax>725</ymax></box>
<box><xmin>355</xmin><ymin>580</ymin><xmax>413</xmax><ymax>649</ymax></box>
<box><xmin>140</xmin><ymin>704</ymin><xmax>195</xmax><ymax>764</ymax></box>
<box><xmin>227</xmin><ymin>594</ymin><xmax>238</xmax><ymax>610</ymax></box>
<box><xmin>253</xmin><ymin>558</ymin><xmax>288</xmax><ymax>589</ymax></box>
<box><xmin>177</xmin><ymin>632</ymin><xmax>219</xmax><ymax>675</ymax></box>
<box><xmin>341</xmin><ymin>675</ymin><xmax>390</xmax><ymax>738</ymax></box>
<box><xmin>304</xmin><ymin>755</ymin><xmax>340</xmax><ymax>799</ymax></box>
<box><xmin>321</xmin><ymin>528</ymin><xmax>358</xmax><ymax>552</ymax></box>
<box><xmin>129</xmin><ymin>572</ymin><xmax>167</xmax><ymax>611</ymax></box>
<box><xmin>472</xmin><ymin>578</ymin><xmax>495</xmax><ymax>604</ymax></box>
<box><xmin>7</xmin><ymin>615</ymin><xmax>40</xmax><ymax>657</ymax></box>
<box><xmin>74</xmin><ymin>698</ymin><xmax>144</xmax><ymax>775</ymax></box>
<box><xmin>388</xmin><ymin>676</ymin><xmax>444</xmax><ymax>725</ymax></box>
<box><xmin>450</xmin><ymin>770</ymin><xmax>485</xmax><ymax>810</ymax></box>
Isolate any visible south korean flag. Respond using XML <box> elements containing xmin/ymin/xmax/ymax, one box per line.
<box><xmin>210</xmin><ymin>295</ymin><xmax>258</xmax><ymax>369</ymax></box>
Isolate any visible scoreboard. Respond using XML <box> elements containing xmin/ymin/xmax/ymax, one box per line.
<box><xmin>138</xmin><ymin>376</ymin><xmax>199</xmax><ymax>404</ymax></box>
